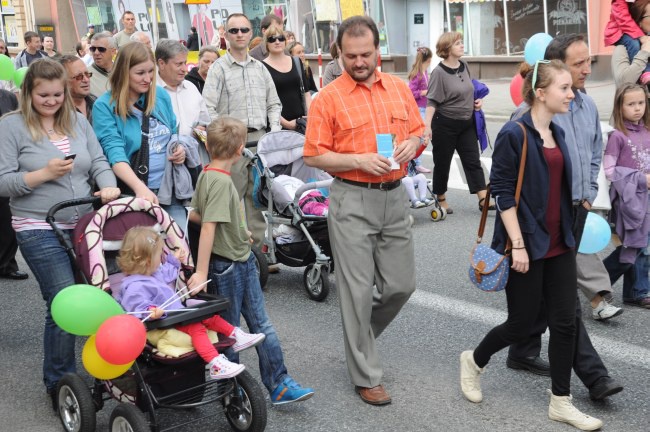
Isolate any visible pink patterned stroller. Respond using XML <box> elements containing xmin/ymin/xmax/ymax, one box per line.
<box><xmin>47</xmin><ymin>196</ymin><xmax>267</xmax><ymax>432</ymax></box>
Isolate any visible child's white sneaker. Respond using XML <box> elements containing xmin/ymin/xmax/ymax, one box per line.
<box><xmin>231</xmin><ymin>327</ymin><xmax>266</xmax><ymax>353</ymax></box>
<box><xmin>208</xmin><ymin>354</ymin><xmax>245</xmax><ymax>380</ymax></box>
<box><xmin>423</xmin><ymin>198</ymin><xmax>434</xmax><ymax>206</ymax></box>
<box><xmin>411</xmin><ymin>200</ymin><xmax>425</xmax><ymax>209</ymax></box>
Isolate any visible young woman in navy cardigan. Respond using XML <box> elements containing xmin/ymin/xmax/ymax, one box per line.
<box><xmin>459</xmin><ymin>60</ymin><xmax>603</xmax><ymax>431</ymax></box>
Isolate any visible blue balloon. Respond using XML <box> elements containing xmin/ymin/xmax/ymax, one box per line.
<box><xmin>524</xmin><ymin>33</ymin><xmax>554</xmax><ymax>65</ymax></box>
<box><xmin>578</xmin><ymin>213</ymin><xmax>611</xmax><ymax>254</ymax></box>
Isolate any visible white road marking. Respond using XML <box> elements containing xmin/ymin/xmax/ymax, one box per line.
<box><xmin>409</xmin><ymin>289</ymin><xmax>650</xmax><ymax>370</ymax></box>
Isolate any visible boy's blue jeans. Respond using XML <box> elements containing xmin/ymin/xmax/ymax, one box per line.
<box><xmin>617</xmin><ymin>34</ymin><xmax>650</xmax><ymax>74</ymax></box>
<box><xmin>16</xmin><ymin>229</ymin><xmax>76</xmax><ymax>392</ymax></box>
<box><xmin>207</xmin><ymin>253</ymin><xmax>288</xmax><ymax>393</ymax></box>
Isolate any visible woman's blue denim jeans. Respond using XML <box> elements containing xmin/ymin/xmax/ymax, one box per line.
<box><xmin>16</xmin><ymin>229</ymin><xmax>76</xmax><ymax>392</ymax></box>
<box><xmin>207</xmin><ymin>253</ymin><xmax>288</xmax><ymax>394</ymax></box>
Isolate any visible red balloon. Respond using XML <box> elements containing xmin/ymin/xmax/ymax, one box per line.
<box><xmin>95</xmin><ymin>315</ymin><xmax>146</xmax><ymax>365</ymax></box>
<box><xmin>509</xmin><ymin>73</ymin><xmax>524</xmax><ymax>107</ymax></box>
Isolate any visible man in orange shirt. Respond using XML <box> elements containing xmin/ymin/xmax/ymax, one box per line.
<box><xmin>304</xmin><ymin>15</ymin><xmax>424</xmax><ymax>406</ymax></box>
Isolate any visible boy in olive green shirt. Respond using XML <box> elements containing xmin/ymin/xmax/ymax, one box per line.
<box><xmin>188</xmin><ymin>117</ymin><xmax>314</xmax><ymax>405</ymax></box>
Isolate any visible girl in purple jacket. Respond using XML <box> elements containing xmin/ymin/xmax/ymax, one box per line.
<box><xmin>408</xmin><ymin>46</ymin><xmax>433</xmax><ymax>173</ymax></box>
<box><xmin>603</xmin><ymin>83</ymin><xmax>650</xmax><ymax>308</ymax></box>
<box><xmin>117</xmin><ymin>226</ymin><xmax>266</xmax><ymax>378</ymax></box>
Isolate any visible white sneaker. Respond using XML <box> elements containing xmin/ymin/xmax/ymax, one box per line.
<box><xmin>423</xmin><ymin>198</ymin><xmax>434</xmax><ymax>206</ymax></box>
<box><xmin>592</xmin><ymin>300</ymin><xmax>623</xmax><ymax>321</ymax></box>
<box><xmin>231</xmin><ymin>327</ymin><xmax>266</xmax><ymax>353</ymax></box>
<box><xmin>208</xmin><ymin>354</ymin><xmax>245</xmax><ymax>380</ymax></box>
<box><xmin>548</xmin><ymin>393</ymin><xmax>603</xmax><ymax>431</ymax></box>
<box><xmin>460</xmin><ymin>350</ymin><xmax>484</xmax><ymax>403</ymax></box>
<box><xmin>411</xmin><ymin>200</ymin><xmax>426</xmax><ymax>209</ymax></box>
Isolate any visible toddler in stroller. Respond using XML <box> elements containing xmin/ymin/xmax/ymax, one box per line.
<box><xmin>48</xmin><ymin>196</ymin><xmax>269</xmax><ymax>432</ymax></box>
<box><xmin>116</xmin><ymin>226</ymin><xmax>265</xmax><ymax>380</ymax></box>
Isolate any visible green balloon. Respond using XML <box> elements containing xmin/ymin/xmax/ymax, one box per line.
<box><xmin>13</xmin><ymin>67</ymin><xmax>28</xmax><ymax>88</ymax></box>
<box><xmin>51</xmin><ymin>284</ymin><xmax>125</xmax><ymax>336</ymax></box>
<box><xmin>0</xmin><ymin>55</ymin><xmax>14</xmax><ymax>81</ymax></box>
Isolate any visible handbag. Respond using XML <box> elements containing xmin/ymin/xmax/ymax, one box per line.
<box><xmin>116</xmin><ymin>102</ymin><xmax>150</xmax><ymax>196</ymax></box>
<box><xmin>469</xmin><ymin>122</ymin><xmax>528</xmax><ymax>292</ymax></box>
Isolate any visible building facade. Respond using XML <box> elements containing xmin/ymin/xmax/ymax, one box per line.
<box><xmin>1</xmin><ymin>0</ymin><xmax>618</xmax><ymax>79</ymax></box>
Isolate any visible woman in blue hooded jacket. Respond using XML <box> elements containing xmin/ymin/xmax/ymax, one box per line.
<box><xmin>93</xmin><ymin>42</ymin><xmax>187</xmax><ymax>226</ymax></box>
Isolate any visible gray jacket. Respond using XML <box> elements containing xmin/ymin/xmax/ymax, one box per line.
<box><xmin>512</xmin><ymin>90</ymin><xmax>602</xmax><ymax>204</ymax></box>
<box><xmin>157</xmin><ymin>134</ymin><xmax>201</xmax><ymax>205</ymax></box>
<box><xmin>0</xmin><ymin>112</ymin><xmax>116</xmax><ymax>223</ymax></box>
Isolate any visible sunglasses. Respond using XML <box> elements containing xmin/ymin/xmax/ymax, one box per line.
<box><xmin>89</xmin><ymin>46</ymin><xmax>108</xmax><ymax>53</ymax></box>
<box><xmin>227</xmin><ymin>27</ymin><xmax>251</xmax><ymax>34</ymax></box>
<box><xmin>267</xmin><ymin>35</ymin><xmax>286</xmax><ymax>43</ymax></box>
<box><xmin>532</xmin><ymin>59</ymin><xmax>551</xmax><ymax>92</ymax></box>
<box><xmin>70</xmin><ymin>72</ymin><xmax>93</xmax><ymax>81</ymax></box>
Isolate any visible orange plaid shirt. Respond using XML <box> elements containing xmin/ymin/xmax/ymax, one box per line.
<box><xmin>304</xmin><ymin>70</ymin><xmax>425</xmax><ymax>183</ymax></box>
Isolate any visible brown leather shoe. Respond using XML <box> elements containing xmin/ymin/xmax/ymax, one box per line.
<box><xmin>355</xmin><ymin>385</ymin><xmax>391</xmax><ymax>405</ymax></box>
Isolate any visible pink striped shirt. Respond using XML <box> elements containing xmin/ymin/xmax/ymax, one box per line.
<box><xmin>12</xmin><ymin>136</ymin><xmax>78</xmax><ymax>232</ymax></box>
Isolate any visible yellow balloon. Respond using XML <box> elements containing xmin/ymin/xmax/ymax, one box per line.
<box><xmin>82</xmin><ymin>335</ymin><xmax>134</xmax><ymax>380</ymax></box>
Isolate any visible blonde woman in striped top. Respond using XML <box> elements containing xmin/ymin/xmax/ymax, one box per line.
<box><xmin>0</xmin><ymin>59</ymin><xmax>119</xmax><ymax>409</ymax></box>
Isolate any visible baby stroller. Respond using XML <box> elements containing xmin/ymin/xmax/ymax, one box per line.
<box><xmin>249</xmin><ymin>130</ymin><xmax>333</xmax><ymax>302</ymax></box>
<box><xmin>47</xmin><ymin>196</ymin><xmax>267</xmax><ymax>432</ymax></box>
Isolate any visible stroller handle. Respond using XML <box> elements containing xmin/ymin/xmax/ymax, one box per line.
<box><xmin>45</xmin><ymin>196</ymin><xmax>102</xmax><ymax>223</ymax></box>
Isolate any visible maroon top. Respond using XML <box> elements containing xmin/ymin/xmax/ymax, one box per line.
<box><xmin>543</xmin><ymin>146</ymin><xmax>571</xmax><ymax>258</ymax></box>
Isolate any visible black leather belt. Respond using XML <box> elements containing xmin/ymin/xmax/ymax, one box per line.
<box><xmin>335</xmin><ymin>177</ymin><xmax>402</xmax><ymax>191</ymax></box>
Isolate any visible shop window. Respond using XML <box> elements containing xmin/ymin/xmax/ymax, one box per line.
<box><xmin>507</xmin><ymin>0</ymin><xmax>545</xmax><ymax>55</ymax></box>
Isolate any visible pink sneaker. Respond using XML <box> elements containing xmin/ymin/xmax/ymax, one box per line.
<box><xmin>208</xmin><ymin>354</ymin><xmax>245</xmax><ymax>380</ymax></box>
<box><xmin>415</xmin><ymin>165</ymin><xmax>432</xmax><ymax>173</ymax></box>
<box><xmin>230</xmin><ymin>327</ymin><xmax>266</xmax><ymax>353</ymax></box>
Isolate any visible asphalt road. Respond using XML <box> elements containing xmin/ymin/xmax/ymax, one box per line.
<box><xmin>1</xmin><ymin>121</ymin><xmax>648</xmax><ymax>431</ymax></box>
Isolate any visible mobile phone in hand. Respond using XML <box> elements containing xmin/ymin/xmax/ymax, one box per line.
<box><xmin>64</xmin><ymin>153</ymin><xmax>77</xmax><ymax>160</ymax></box>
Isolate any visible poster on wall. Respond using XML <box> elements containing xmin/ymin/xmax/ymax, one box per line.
<box><xmin>507</xmin><ymin>0</ymin><xmax>545</xmax><ymax>54</ymax></box>
<box><xmin>4</xmin><ymin>15</ymin><xmax>17</xmax><ymax>43</ymax></box>
<box><xmin>1</xmin><ymin>0</ymin><xmax>15</xmax><ymax>15</ymax></box>
<box><xmin>340</xmin><ymin>0</ymin><xmax>364</xmax><ymax>21</ymax></box>
<box><xmin>547</xmin><ymin>0</ymin><xmax>587</xmax><ymax>36</ymax></box>
<box><xmin>190</xmin><ymin>0</ymin><xmax>243</xmax><ymax>46</ymax></box>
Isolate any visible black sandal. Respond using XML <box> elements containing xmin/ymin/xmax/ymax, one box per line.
<box><xmin>437</xmin><ymin>196</ymin><xmax>453</xmax><ymax>214</ymax></box>
<box><xmin>479</xmin><ymin>197</ymin><xmax>496</xmax><ymax>211</ymax></box>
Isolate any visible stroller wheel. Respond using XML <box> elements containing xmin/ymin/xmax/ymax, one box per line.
<box><xmin>303</xmin><ymin>264</ymin><xmax>330</xmax><ymax>302</ymax></box>
<box><xmin>57</xmin><ymin>373</ymin><xmax>96</xmax><ymax>432</ymax></box>
<box><xmin>223</xmin><ymin>370</ymin><xmax>267</xmax><ymax>432</ymax></box>
<box><xmin>109</xmin><ymin>403</ymin><xmax>149</xmax><ymax>432</ymax></box>
<box><xmin>251</xmin><ymin>246</ymin><xmax>269</xmax><ymax>290</ymax></box>
<box><xmin>430</xmin><ymin>206</ymin><xmax>447</xmax><ymax>222</ymax></box>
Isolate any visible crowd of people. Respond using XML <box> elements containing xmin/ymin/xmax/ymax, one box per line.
<box><xmin>0</xmin><ymin>3</ymin><xmax>648</xmax><ymax>431</ymax></box>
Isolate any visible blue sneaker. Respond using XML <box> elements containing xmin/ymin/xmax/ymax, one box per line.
<box><xmin>270</xmin><ymin>376</ymin><xmax>314</xmax><ymax>405</ymax></box>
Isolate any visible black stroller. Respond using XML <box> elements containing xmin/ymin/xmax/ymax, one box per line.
<box><xmin>48</xmin><ymin>196</ymin><xmax>267</xmax><ymax>432</ymax></box>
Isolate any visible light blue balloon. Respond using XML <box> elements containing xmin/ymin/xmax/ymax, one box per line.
<box><xmin>524</xmin><ymin>33</ymin><xmax>554</xmax><ymax>65</ymax></box>
<box><xmin>578</xmin><ymin>213</ymin><xmax>611</xmax><ymax>254</ymax></box>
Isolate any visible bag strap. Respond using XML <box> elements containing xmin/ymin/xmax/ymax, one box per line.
<box><xmin>476</xmin><ymin>122</ymin><xmax>528</xmax><ymax>251</ymax></box>
<box><xmin>132</xmin><ymin>99</ymin><xmax>151</xmax><ymax>185</ymax></box>
<box><xmin>292</xmin><ymin>56</ymin><xmax>308</xmax><ymax>115</ymax></box>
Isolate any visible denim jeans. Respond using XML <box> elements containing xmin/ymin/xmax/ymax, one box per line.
<box><xmin>604</xmin><ymin>239</ymin><xmax>650</xmax><ymax>301</ymax></box>
<box><xmin>207</xmin><ymin>253</ymin><xmax>288</xmax><ymax>393</ymax></box>
<box><xmin>16</xmin><ymin>229</ymin><xmax>76</xmax><ymax>392</ymax></box>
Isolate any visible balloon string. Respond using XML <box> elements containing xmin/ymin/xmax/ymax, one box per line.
<box><xmin>141</xmin><ymin>279</ymin><xmax>212</xmax><ymax>323</ymax></box>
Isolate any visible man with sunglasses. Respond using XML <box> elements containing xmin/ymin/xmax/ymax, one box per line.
<box><xmin>249</xmin><ymin>14</ymin><xmax>283</xmax><ymax>61</ymax></box>
<box><xmin>204</xmin><ymin>13</ymin><xmax>281</xmax><ymax>253</ymax></box>
<box><xmin>59</xmin><ymin>55</ymin><xmax>95</xmax><ymax>124</ymax></box>
<box><xmin>88</xmin><ymin>32</ymin><xmax>116</xmax><ymax>98</ymax></box>
<box><xmin>508</xmin><ymin>34</ymin><xmax>624</xmax><ymax>402</ymax></box>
